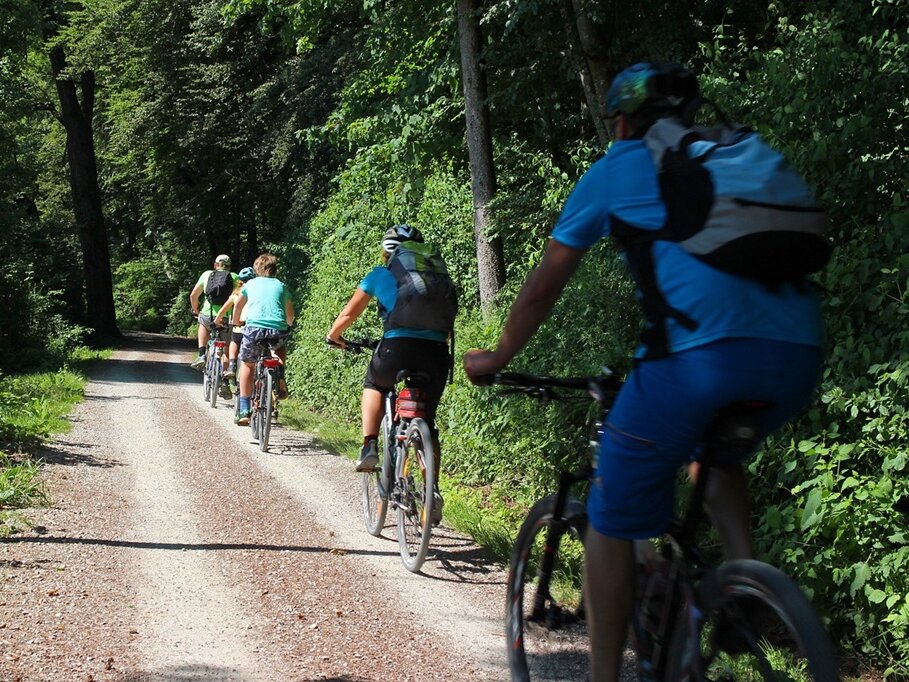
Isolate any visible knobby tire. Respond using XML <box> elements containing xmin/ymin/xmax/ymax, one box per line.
<box><xmin>258</xmin><ymin>370</ymin><xmax>274</xmax><ymax>452</ymax></box>
<box><xmin>395</xmin><ymin>418</ymin><xmax>435</xmax><ymax>573</ymax></box>
<box><xmin>665</xmin><ymin>559</ymin><xmax>841</xmax><ymax>681</ymax></box>
<box><xmin>506</xmin><ymin>494</ymin><xmax>589</xmax><ymax>682</ymax></box>
<box><xmin>250</xmin><ymin>371</ymin><xmax>262</xmax><ymax>441</ymax></box>
<box><xmin>361</xmin><ymin>413</ymin><xmax>391</xmax><ymax>536</ymax></box>
<box><xmin>209</xmin><ymin>357</ymin><xmax>221</xmax><ymax>408</ymax></box>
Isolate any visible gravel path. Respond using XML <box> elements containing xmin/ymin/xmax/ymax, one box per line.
<box><xmin>0</xmin><ymin>333</ymin><xmax>511</xmax><ymax>681</ymax></box>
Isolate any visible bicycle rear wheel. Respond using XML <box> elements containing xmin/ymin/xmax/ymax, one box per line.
<box><xmin>250</xmin><ymin>372</ymin><xmax>262</xmax><ymax>441</ymax></box>
<box><xmin>665</xmin><ymin>559</ymin><xmax>841</xmax><ymax>681</ymax></box>
<box><xmin>395</xmin><ymin>418</ymin><xmax>434</xmax><ymax>573</ymax></box>
<box><xmin>257</xmin><ymin>371</ymin><xmax>274</xmax><ymax>452</ymax></box>
<box><xmin>209</xmin><ymin>360</ymin><xmax>221</xmax><ymax>408</ymax></box>
<box><xmin>506</xmin><ymin>494</ymin><xmax>589</xmax><ymax>682</ymax></box>
<box><xmin>361</xmin><ymin>414</ymin><xmax>390</xmax><ymax>536</ymax></box>
<box><xmin>202</xmin><ymin>350</ymin><xmax>212</xmax><ymax>402</ymax></box>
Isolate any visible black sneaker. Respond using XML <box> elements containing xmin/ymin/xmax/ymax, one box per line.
<box><xmin>356</xmin><ymin>440</ymin><xmax>379</xmax><ymax>472</ymax></box>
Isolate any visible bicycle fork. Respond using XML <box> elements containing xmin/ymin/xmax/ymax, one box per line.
<box><xmin>530</xmin><ymin>468</ymin><xmax>591</xmax><ymax>627</ymax></box>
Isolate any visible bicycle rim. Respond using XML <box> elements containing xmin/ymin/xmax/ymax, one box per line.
<box><xmin>666</xmin><ymin>559</ymin><xmax>841</xmax><ymax>682</ymax></box>
<box><xmin>361</xmin><ymin>417</ymin><xmax>390</xmax><ymax>536</ymax></box>
<box><xmin>258</xmin><ymin>371</ymin><xmax>273</xmax><ymax>452</ymax></box>
<box><xmin>506</xmin><ymin>495</ymin><xmax>589</xmax><ymax>682</ymax></box>
<box><xmin>395</xmin><ymin>419</ymin><xmax>434</xmax><ymax>573</ymax></box>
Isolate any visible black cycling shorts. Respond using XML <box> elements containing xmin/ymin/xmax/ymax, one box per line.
<box><xmin>364</xmin><ymin>337</ymin><xmax>451</xmax><ymax>432</ymax></box>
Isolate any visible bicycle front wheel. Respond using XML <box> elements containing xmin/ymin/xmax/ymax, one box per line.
<box><xmin>258</xmin><ymin>371</ymin><xmax>274</xmax><ymax>452</ymax></box>
<box><xmin>665</xmin><ymin>559</ymin><xmax>841</xmax><ymax>681</ymax></box>
<box><xmin>507</xmin><ymin>494</ymin><xmax>589</xmax><ymax>682</ymax></box>
<box><xmin>395</xmin><ymin>418</ymin><xmax>435</xmax><ymax>573</ymax></box>
<box><xmin>361</xmin><ymin>415</ymin><xmax>390</xmax><ymax>536</ymax></box>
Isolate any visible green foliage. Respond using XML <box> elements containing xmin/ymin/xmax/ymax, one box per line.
<box><xmin>0</xmin><ymin>370</ymin><xmax>85</xmax><ymax>451</ymax></box>
<box><xmin>703</xmin><ymin>1</ymin><xmax>909</xmax><ymax>674</ymax></box>
<box><xmin>113</xmin><ymin>257</ymin><xmax>176</xmax><ymax>331</ymax></box>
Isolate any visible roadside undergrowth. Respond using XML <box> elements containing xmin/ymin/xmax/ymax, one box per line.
<box><xmin>0</xmin><ymin>347</ymin><xmax>111</xmax><ymax>536</ymax></box>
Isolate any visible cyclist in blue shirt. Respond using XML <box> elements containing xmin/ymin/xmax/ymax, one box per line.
<box><xmin>327</xmin><ymin>225</ymin><xmax>451</xmax><ymax>523</ymax></box>
<box><xmin>464</xmin><ymin>63</ymin><xmax>823</xmax><ymax>682</ymax></box>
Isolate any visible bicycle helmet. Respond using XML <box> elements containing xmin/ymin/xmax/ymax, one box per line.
<box><xmin>381</xmin><ymin>224</ymin><xmax>423</xmax><ymax>253</ymax></box>
<box><xmin>605</xmin><ymin>62</ymin><xmax>699</xmax><ymax>119</ymax></box>
<box><xmin>238</xmin><ymin>266</ymin><xmax>256</xmax><ymax>282</ymax></box>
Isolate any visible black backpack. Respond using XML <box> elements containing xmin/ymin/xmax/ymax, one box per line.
<box><xmin>616</xmin><ymin>116</ymin><xmax>831</xmax><ymax>285</ymax></box>
<box><xmin>611</xmin><ymin>112</ymin><xmax>831</xmax><ymax>359</ymax></box>
<box><xmin>382</xmin><ymin>241</ymin><xmax>458</xmax><ymax>333</ymax></box>
<box><xmin>204</xmin><ymin>270</ymin><xmax>233</xmax><ymax>306</ymax></box>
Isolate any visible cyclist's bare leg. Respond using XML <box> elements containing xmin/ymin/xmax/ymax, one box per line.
<box><xmin>238</xmin><ymin>360</ymin><xmax>254</xmax><ymax>397</ymax></box>
<box><xmin>584</xmin><ymin>530</ymin><xmax>634</xmax><ymax>682</ymax></box>
<box><xmin>701</xmin><ymin>462</ymin><xmax>754</xmax><ymax>560</ymax></box>
<box><xmin>197</xmin><ymin>321</ymin><xmax>210</xmax><ymax>350</ymax></box>
<box><xmin>361</xmin><ymin>388</ymin><xmax>384</xmax><ymax>437</ymax></box>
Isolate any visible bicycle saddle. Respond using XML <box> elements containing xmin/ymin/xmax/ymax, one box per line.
<box><xmin>396</xmin><ymin>370</ymin><xmax>430</xmax><ymax>387</ymax></box>
<box><xmin>704</xmin><ymin>401</ymin><xmax>773</xmax><ymax>457</ymax></box>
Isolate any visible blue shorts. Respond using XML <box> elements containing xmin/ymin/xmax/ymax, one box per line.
<box><xmin>238</xmin><ymin>326</ymin><xmax>287</xmax><ymax>363</ymax></box>
<box><xmin>587</xmin><ymin>338</ymin><xmax>821</xmax><ymax>540</ymax></box>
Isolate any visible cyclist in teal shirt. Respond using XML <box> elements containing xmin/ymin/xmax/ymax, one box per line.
<box><xmin>231</xmin><ymin>253</ymin><xmax>295</xmax><ymax>425</ymax></box>
<box><xmin>464</xmin><ymin>63</ymin><xmax>823</xmax><ymax>682</ymax></box>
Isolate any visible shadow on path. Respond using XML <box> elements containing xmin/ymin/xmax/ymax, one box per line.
<box><xmin>123</xmin><ymin>667</ymin><xmax>369</xmax><ymax>682</ymax></box>
<box><xmin>7</xmin><ymin>534</ymin><xmax>398</xmax><ymax>559</ymax></box>
<box><xmin>37</xmin><ymin>440</ymin><xmax>125</xmax><ymax>468</ymax></box>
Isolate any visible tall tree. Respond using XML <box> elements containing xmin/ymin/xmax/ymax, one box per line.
<box><xmin>44</xmin><ymin>12</ymin><xmax>118</xmax><ymax>337</ymax></box>
<box><xmin>457</xmin><ymin>0</ymin><xmax>505</xmax><ymax>310</ymax></box>
<box><xmin>561</xmin><ymin>0</ymin><xmax>614</xmax><ymax>147</ymax></box>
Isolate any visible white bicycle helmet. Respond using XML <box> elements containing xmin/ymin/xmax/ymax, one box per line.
<box><xmin>381</xmin><ymin>224</ymin><xmax>423</xmax><ymax>253</ymax></box>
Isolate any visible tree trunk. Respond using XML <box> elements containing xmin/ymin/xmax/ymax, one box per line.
<box><xmin>563</xmin><ymin>0</ymin><xmax>614</xmax><ymax>146</ymax></box>
<box><xmin>457</xmin><ymin>0</ymin><xmax>505</xmax><ymax>311</ymax></box>
<box><xmin>49</xmin><ymin>45</ymin><xmax>118</xmax><ymax>338</ymax></box>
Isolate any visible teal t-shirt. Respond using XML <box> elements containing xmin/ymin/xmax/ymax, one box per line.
<box><xmin>241</xmin><ymin>277</ymin><xmax>292</xmax><ymax>331</ymax></box>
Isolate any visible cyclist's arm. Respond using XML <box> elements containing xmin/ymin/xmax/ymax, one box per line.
<box><xmin>214</xmin><ymin>293</ymin><xmax>238</xmax><ymax>325</ymax></box>
<box><xmin>285</xmin><ymin>296</ymin><xmax>295</xmax><ymax>328</ymax></box>
<box><xmin>189</xmin><ymin>282</ymin><xmax>203</xmax><ymax>315</ymax></box>
<box><xmin>326</xmin><ymin>288</ymin><xmax>371</xmax><ymax>344</ymax></box>
<box><xmin>231</xmin><ymin>292</ymin><xmax>247</xmax><ymax>327</ymax></box>
<box><xmin>463</xmin><ymin>239</ymin><xmax>585</xmax><ymax>379</ymax></box>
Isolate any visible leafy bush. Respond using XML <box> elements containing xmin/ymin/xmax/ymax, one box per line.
<box><xmin>113</xmin><ymin>257</ymin><xmax>178</xmax><ymax>332</ymax></box>
<box><xmin>703</xmin><ymin>2</ymin><xmax>909</xmax><ymax>674</ymax></box>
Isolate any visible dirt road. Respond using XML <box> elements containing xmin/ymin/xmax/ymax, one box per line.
<box><xmin>0</xmin><ymin>334</ymin><xmax>510</xmax><ymax>681</ymax></box>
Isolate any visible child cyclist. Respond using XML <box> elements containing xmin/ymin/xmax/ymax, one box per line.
<box><xmin>215</xmin><ymin>266</ymin><xmax>256</xmax><ymax>385</ymax></box>
<box><xmin>230</xmin><ymin>253</ymin><xmax>295</xmax><ymax>426</ymax></box>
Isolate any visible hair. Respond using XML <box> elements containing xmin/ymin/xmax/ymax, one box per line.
<box><xmin>253</xmin><ymin>253</ymin><xmax>278</xmax><ymax>277</ymax></box>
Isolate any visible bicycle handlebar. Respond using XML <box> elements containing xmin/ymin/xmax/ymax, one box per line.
<box><xmin>479</xmin><ymin>370</ymin><xmax>622</xmax><ymax>405</ymax></box>
<box><xmin>325</xmin><ymin>337</ymin><xmax>378</xmax><ymax>355</ymax></box>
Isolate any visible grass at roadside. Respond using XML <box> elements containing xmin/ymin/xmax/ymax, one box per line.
<box><xmin>280</xmin><ymin>398</ymin><xmax>518</xmax><ymax>566</ymax></box>
<box><xmin>0</xmin><ymin>347</ymin><xmax>111</xmax><ymax>536</ymax></box>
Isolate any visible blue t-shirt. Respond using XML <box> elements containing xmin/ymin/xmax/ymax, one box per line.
<box><xmin>551</xmin><ymin>141</ymin><xmax>823</xmax><ymax>357</ymax></box>
<box><xmin>359</xmin><ymin>267</ymin><xmax>446</xmax><ymax>342</ymax></box>
<box><xmin>241</xmin><ymin>277</ymin><xmax>292</xmax><ymax>331</ymax></box>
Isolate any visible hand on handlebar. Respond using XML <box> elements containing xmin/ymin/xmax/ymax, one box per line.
<box><xmin>325</xmin><ymin>336</ymin><xmax>346</xmax><ymax>350</ymax></box>
<box><xmin>463</xmin><ymin>348</ymin><xmax>507</xmax><ymax>385</ymax></box>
